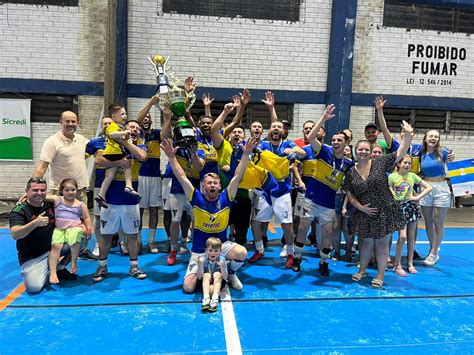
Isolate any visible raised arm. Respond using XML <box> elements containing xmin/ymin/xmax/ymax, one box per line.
<box><xmin>223</xmin><ymin>89</ymin><xmax>250</xmax><ymax>139</ymax></box>
<box><xmin>136</xmin><ymin>95</ymin><xmax>160</xmax><ymax>126</ymax></box>
<box><xmin>307</xmin><ymin>104</ymin><xmax>335</xmax><ymax>153</ymax></box>
<box><xmin>227</xmin><ymin>138</ymin><xmax>258</xmax><ymax>199</ymax></box>
<box><xmin>210</xmin><ymin>101</ymin><xmax>237</xmax><ymax>149</ymax></box>
<box><xmin>202</xmin><ymin>93</ymin><xmax>214</xmax><ymax>118</ymax></box>
<box><xmin>160</xmin><ymin>109</ymin><xmax>172</xmax><ymax>140</ymax></box>
<box><xmin>161</xmin><ymin>138</ymin><xmax>194</xmax><ymax>198</ymax></box>
<box><xmin>374</xmin><ymin>96</ymin><xmax>394</xmax><ymax>148</ymax></box>
<box><xmin>395</xmin><ymin>120</ymin><xmax>414</xmax><ymax>162</ymax></box>
<box><xmin>189</xmin><ymin>145</ymin><xmax>205</xmax><ymax>172</ymax></box>
<box><xmin>262</xmin><ymin>91</ymin><xmax>278</xmax><ymax>123</ymax></box>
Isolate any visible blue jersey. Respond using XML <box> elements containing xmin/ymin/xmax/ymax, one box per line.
<box><xmin>301</xmin><ymin>144</ymin><xmax>354</xmax><ymax>209</ymax></box>
<box><xmin>170</xmin><ymin>147</ymin><xmax>205</xmax><ymax>194</ymax></box>
<box><xmin>139</xmin><ymin>129</ymin><xmax>162</xmax><ymax>177</ymax></box>
<box><xmin>256</xmin><ymin>139</ymin><xmax>296</xmax><ymax>197</ymax></box>
<box><xmin>189</xmin><ymin>188</ymin><xmax>233</xmax><ymax>253</ymax></box>
<box><xmin>85</xmin><ymin>136</ymin><xmax>106</xmax><ymax>188</ymax></box>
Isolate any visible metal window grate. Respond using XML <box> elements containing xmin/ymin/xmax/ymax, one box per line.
<box><xmin>162</xmin><ymin>0</ymin><xmax>301</xmax><ymax>22</ymax></box>
<box><xmin>0</xmin><ymin>0</ymin><xmax>78</xmax><ymax>6</ymax></box>
<box><xmin>383</xmin><ymin>0</ymin><xmax>474</xmax><ymax>34</ymax></box>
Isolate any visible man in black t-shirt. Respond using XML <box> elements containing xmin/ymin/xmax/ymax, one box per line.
<box><xmin>9</xmin><ymin>178</ymin><xmax>74</xmax><ymax>294</ymax></box>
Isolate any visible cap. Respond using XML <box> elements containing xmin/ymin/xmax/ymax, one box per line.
<box><xmin>364</xmin><ymin>123</ymin><xmax>379</xmax><ymax>131</ymax></box>
<box><xmin>281</xmin><ymin>120</ymin><xmax>291</xmax><ymax>128</ymax></box>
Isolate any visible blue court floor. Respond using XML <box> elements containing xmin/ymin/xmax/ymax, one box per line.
<box><xmin>0</xmin><ymin>226</ymin><xmax>473</xmax><ymax>354</ymax></box>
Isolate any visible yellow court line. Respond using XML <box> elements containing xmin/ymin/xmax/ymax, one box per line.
<box><xmin>0</xmin><ymin>283</ymin><xmax>26</xmax><ymax>311</ymax></box>
<box><xmin>267</xmin><ymin>224</ymin><xmax>276</xmax><ymax>233</ymax></box>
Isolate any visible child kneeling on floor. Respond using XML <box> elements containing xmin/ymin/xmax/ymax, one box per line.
<box><xmin>197</xmin><ymin>237</ymin><xmax>228</xmax><ymax>312</ymax></box>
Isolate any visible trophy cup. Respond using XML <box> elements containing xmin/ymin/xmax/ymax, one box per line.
<box><xmin>148</xmin><ymin>54</ymin><xmax>197</xmax><ymax>148</ymax></box>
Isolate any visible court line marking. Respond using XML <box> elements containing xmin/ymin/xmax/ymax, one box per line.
<box><xmin>267</xmin><ymin>224</ymin><xmax>276</xmax><ymax>233</ymax></box>
<box><xmin>220</xmin><ymin>286</ymin><xmax>242</xmax><ymax>355</ymax></box>
<box><xmin>0</xmin><ymin>283</ymin><xmax>26</xmax><ymax>311</ymax></box>
<box><xmin>6</xmin><ymin>293</ymin><xmax>474</xmax><ymax>309</ymax></box>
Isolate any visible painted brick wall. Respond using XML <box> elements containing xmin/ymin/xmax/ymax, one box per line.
<box><xmin>0</xmin><ymin>1</ymin><xmax>107</xmax><ymax>82</ymax></box>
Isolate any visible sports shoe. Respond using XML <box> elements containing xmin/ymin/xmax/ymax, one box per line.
<box><xmin>208</xmin><ymin>296</ymin><xmax>219</xmax><ymax>312</ymax></box>
<box><xmin>319</xmin><ymin>261</ymin><xmax>329</xmax><ymax>276</ymax></box>
<box><xmin>129</xmin><ymin>265</ymin><xmax>147</xmax><ymax>280</ymax></box>
<box><xmin>413</xmin><ymin>250</ymin><xmax>423</xmax><ymax>261</ymax></box>
<box><xmin>279</xmin><ymin>245</ymin><xmax>288</xmax><ymax>258</ymax></box>
<box><xmin>78</xmin><ymin>249</ymin><xmax>99</xmax><ymax>261</ymax></box>
<box><xmin>179</xmin><ymin>241</ymin><xmax>189</xmax><ymax>254</ymax></box>
<box><xmin>423</xmin><ymin>254</ymin><xmax>439</xmax><ymax>266</ymax></box>
<box><xmin>249</xmin><ymin>252</ymin><xmax>264</xmax><ymax>263</ymax></box>
<box><xmin>227</xmin><ymin>273</ymin><xmax>243</xmax><ymax>290</ymax></box>
<box><xmin>285</xmin><ymin>255</ymin><xmax>294</xmax><ymax>268</ymax></box>
<box><xmin>120</xmin><ymin>242</ymin><xmax>129</xmax><ymax>255</ymax></box>
<box><xmin>92</xmin><ymin>244</ymin><xmax>100</xmax><ymax>257</ymax></box>
<box><xmin>201</xmin><ymin>296</ymin><xmax>210</xmax><ymax>311</ymax></box>
<box><xmin>93</xmin><ymin>265</ymin><xmax>108</xmax><ymax>282</ymax></box>
<box><xmin>292</xmin><ymin>257</ymin><xmax>302</xmax><ymax>272</ymax></box>
<box><xmin>167</xmin><ymin>250</ymin><xmax>178</xmax><ymax>266</ymax></box>
<box><xmin>57</xmin><ymin>268</ymin><xmax>78</xmax><ymax>281</ymax></box>
<box><xmin>148</xmin><ymin>243</ymin><xmax>158</xmax><ymax>254</ymax></box>
<box><xmin>160</xmin><ymin>239</ymin><xmax>171</xmax><ymax>253</ymax></box>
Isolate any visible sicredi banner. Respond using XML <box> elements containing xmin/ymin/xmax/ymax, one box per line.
<box><xmin>0</xmin><ymin>98</ymin><xmax>32</xmax><ymax>161</ymax></box>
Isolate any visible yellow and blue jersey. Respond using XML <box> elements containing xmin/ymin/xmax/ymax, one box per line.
<box><xmin>139</xmin><ymin>129</ymin><xmax>162</xmax><ymax>177</ymax></box>
<box><xmin>392</xmin><ymin>140</ymin><xmax>422</xmax><ymax>174</ymax></box>
<box><xmin>103</xmin><ymin>121</ymin><xmax>125</xmax><ymax>156</ymax></box>
<box><xmin>170</xmin><ymin>147</ymin><xmax>205</xmax><ymax>194</ymax></box>
<box><xmin>197</xmin><ymin>132</ymin><xmax>219</xmax><ymax>178</ymax></box>
<box><xmin>301</xmin><ymin>144</ymin><xmax>354</xmax><ymax>209</ymax></box>
<box><xmin>85</xmin><ymin>136</ymin><xmax>106</xmax><ymax>188</ymax></box>
<box><xmin>188</xmin><ymin>187</ymin><xmax>233</xmax><ymax>253</ymax></box>
<box><xmin>105</xmin><ymin>143</ymin><xmax>147</xmax><ymax>205</ymax></box>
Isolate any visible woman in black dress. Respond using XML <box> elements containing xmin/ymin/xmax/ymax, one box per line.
<box><xmin>344</xmin><ymin>121</ymin><xmax>414</xmax><ymax>287</ymax></box>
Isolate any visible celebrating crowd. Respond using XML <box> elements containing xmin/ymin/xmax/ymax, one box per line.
<box><xmin>9</xmin><ymin>84</ymin><xmax>455</xmax><ymax>312</ymax></box>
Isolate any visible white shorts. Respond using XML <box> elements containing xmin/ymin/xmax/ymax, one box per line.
<box><xmin>293</xmin><ymin>191</ymin><xmax>306</xmax><ymax>216</ymax></box>
<box><xmin>419</xmin><ymin>181</ymin><xmax>452</xmax><ymax>208</ymax></box>
<box><xmin>295</xmin><ymin>197</ymin><xmax>335</xmax><ymax>225</ymax></box>
<box><xmin>93</xmin><ymin>187</ymin><xmax>101</xmax><ymax>216</ymax></box>
<box><xmin>184</xmin><ymin>241</ymin><xmax>236</xmax><ymax>278</ymax></box>
<box><xmin>169</xmin><ymin>193</ymin><xmax>194</xmax><ymax>222</ymax></box>
<box><xmin>100</xmin><ymin>204</ymin><xmax>140</xmax><ymax>235</ymax></box>
<box><xmin>162</xmin><ymin>178</ymin><xmax>172</xmax><ymax>210</ymax></box>
<box><xmin>138</xmin><ymin>176</ymin><xmax>163</xmax><ymax>208</ymax></box>
<box><xmin>252</xmin><ymin>192</ymin><xmax>293</xmax><ymax>224</ymax></box>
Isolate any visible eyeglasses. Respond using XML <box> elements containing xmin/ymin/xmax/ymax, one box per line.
<box><xmin>28</xmin><ymin>177</ymin><xmax>47</xmax><ymax>184</ymax></box>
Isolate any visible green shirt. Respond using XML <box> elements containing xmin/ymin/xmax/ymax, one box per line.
<box><xmin>388</xmin><ymin>171</ymin><xmax>422</xmax><ymax>201</ymax></box>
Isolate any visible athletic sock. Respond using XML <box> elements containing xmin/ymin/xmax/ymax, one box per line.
<box><xmin>129</xmin><ymin>259</ymin><xmax>138</xmax><ymax>267</ymax></box>
<box><xmin>286</xmin><ymin>243</ymin><xmax>294</xmax><ymax>256</ymax></box>
<box><xmin>320</xmin><ymin>248</ymin><xmax>331</xmax><ymax>263</ymax></box>
<box><xmin>99</xmin><ymin>258</ymin><xmax>108</xmax><ymax>267</ymax></box>
<box><xmin>229</xmin><ymin>259</ymin><xmax>245</xmax><ymax>274</ymax></box>
<box><xmin>294</xmin><ymin>241</ymin><xmax>304</xmax><ymax>258</ymax></box>
<box><xmin>255</xmin><ymin>240</ymin><xmax>264</xmax><ymax>254</ymax></box>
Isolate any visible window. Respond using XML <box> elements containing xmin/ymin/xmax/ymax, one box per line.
<box><xmin>162</xmin><ymin>0</ymin><xmax>301</xmax><ymax>22</ymax></box>
<box><xmin>1</xmin><ymin>1</ymin><xmax>78</xmax><ymax>6</ymax></box>
<box><xmin>0</xmin><ymin>93</ymin><xmax>78</xmax><ymax>123</ymax></box>
<box><xmin>164</xmin><ymin>101</ymin><xmax>293</xmax><ymax>129</ymax></box>
<box><xmin>376</xmin><ymin>107</ymin><xmax>474</xmax><ymax>133</ymax></box>
<box><xmin>383</xmin><ymin>0</ymin><xmax>474</xmax><ymax>34</ymax></box>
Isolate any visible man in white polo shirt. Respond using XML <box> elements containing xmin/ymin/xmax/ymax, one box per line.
<box><xmin>32</xmin><ymin>110</ymin><xmax>97</xmax><ymax>261</ymax></box>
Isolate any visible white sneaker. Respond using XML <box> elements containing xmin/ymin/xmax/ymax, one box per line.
<box><xmin>201</xmin><ymin>296</ymin><xmax>210</xmax><ymax>311</ymax></box>
<box><xmin>227</xmin><ymin>273</ymin><xmax>243</xmax><ymax>291</ymax></box>
<box><xmin>179</xmin><ymin>241</ymin><xmax>189</xmax><ymax>254</ymax></box>
<box><xmin>186</xmin><ymin>230</ymin><xmax>193</xmax><ymax>243</ymax></box>
<box><xmin>279</xmin><ymin>245</ymin><xmax>288</xmax><ymax>258</ymax></box>
<box><xmin>92</xmin><ymin>244</ymin><xmax>100</xmax><ymax>257</ymax></box>
<box><xmin>423</xmin><ymin>254</ymin><xmax>439</xmax><ymax>266</ymax></box>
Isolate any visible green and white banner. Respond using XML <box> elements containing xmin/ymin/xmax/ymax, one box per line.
<box><xmin>0</xmin><ymin>98</ymin><xmax>32</xmax><ymax>161</ymax></box>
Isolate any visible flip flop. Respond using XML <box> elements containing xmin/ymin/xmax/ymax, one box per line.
<box><xmin>371</xmin><ymin>278</ymin><xmax>384</xmax><ymax>288</ymax></box>
<box><xmin>407</xmin><ymin>266</ymin><xmax>418</xmax><ymax>274</ymax></box>
<box><xmin>394</xmin><ymin>267</ymin><xmax>407</xmax><ymax>277</ymax></box>
<box><xmin>351</xmin><ymin>272</ymin><xmax>367</xmax><ymax>282</ymax></box>
<box><xmin>124</xmin><ymin>187</ymin><xmax>141</xmax><ymax>200</ymax></box>
<box><xmin>94</xmin><ymin>195</ymin><xmax>108</xmax><ymax>209</ymax></box>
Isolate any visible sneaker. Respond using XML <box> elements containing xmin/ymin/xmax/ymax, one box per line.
<box><xmin>179</xmin><ymin>241</ymin><xmax>189</xmax><ymax>254</ymax></box>
<box><xmin>279</xmin><ymin>245</ymin><xmax>288</xmax><ymax>258</ymax></box>
<box><xmin>201</xmin><ymin>296</ymin><xmax>210</xmax><ymax>311</ymax></box>
<box><xmin>57</xmin><ymin>268</ymin><xmax>78</xmax><ymax>281</ymax></box>
<box><xmin>129</xmin><ymin>265</ymin><xmax>147</xmax><ymax>280</ymax></box>
<box><xmin>78</xmin><ymin>249</ymin><xmax>99</xmax><ymax>261</ymax></box>
<box><xmin>292</xmin><ymin>257</ymin><xmax>302</xmax><ymax>272</ymax></box>
<box><xmin>120</xmin><ymin>242</ymin><xmax>129</xmax><ymax>255</ymax></box>
<box><xmin>148</xmin><ymin>243</ymin><xmax>158</xmax><ymax>254</ymax></box>
<box><xmin>285</xmin><ymin>255</ymin><xmax>294</xmax><ymax>268</ymax></box>
<box><xmin>249</xmin><ymin>252</ymin><xmax>264</xmax><ymax>263</ymax></box>
<box><xmin>92</xmin><ymin>244</ymin><xmax>100</xmax><ymax>257</ymax></box>
<box><xmin>167</xmin><ymin>250</ymin><xmax>178</xmax><ymax>266</ymax></box>
<box><xmin>319</xmin><ymin>261</ymin><xmax>329</xmax><ymax>276</ymax></box>
<box><xmin>160</xmin><ymin>239</ymin><xmax>171</xmax><ymax>253</ymax></box>
<box><xmin>227</xmin><ymin>273</ymin><xmax>243</xmax><ymax>290</ymax></box>
<box><xmin>93</xmin><ymin>265</ymin><xmax>108</xmax><ymax>282</ymax></box>
<box><xmin>423</xmin><ymin>254</ymin><xmax>439</xmax><ymax>266</ymax></box>
<box><xmin>413</xmin><ymin>250</ymin><xmax>423</xmax><ymax>261</ymax></box>
<box><xmin>208</xmin><ymin>297</ymin><xmax>219</xmax><ymax>312</ymax></box>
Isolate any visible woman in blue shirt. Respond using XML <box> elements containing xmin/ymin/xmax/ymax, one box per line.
<box><xmin>418</xmin><ymin>130</ymin><xmax>453</xmax><ymax>266</ymax></box>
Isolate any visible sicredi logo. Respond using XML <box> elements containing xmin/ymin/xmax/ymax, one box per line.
<box><xmin>2</xmin><ymin>118</ymin><xmax>27</xmax><ymax>125</ymax></box>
